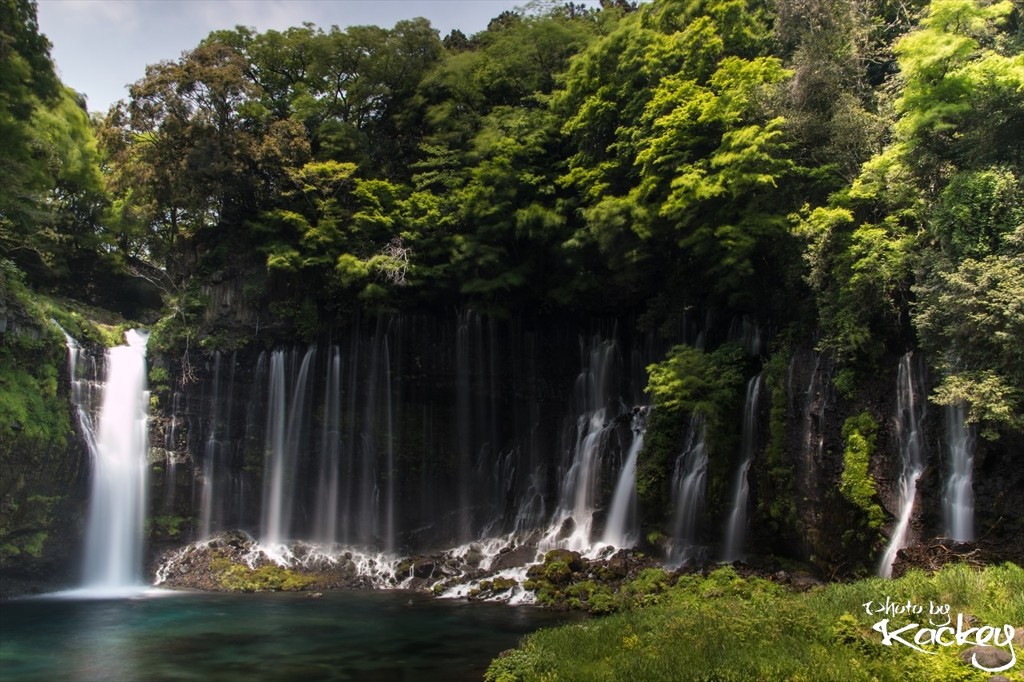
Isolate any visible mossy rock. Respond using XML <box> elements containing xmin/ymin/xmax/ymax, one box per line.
<box><xmin>491</xmin><ymin>577</ymin><xmax>517</xmax><ymax>592</ymax></box>
<box><xmin>544</xmin><ymin>560</ymin><xmax>573</xmax><ymax>585</ymax></box>
<box><xmin>543</xmin><ymin>549</ymin><xmax>587</xmax><ymax>572</ymax></box>
<box><xmin>214</xmin><ymin>561</ymin><xmax>316</xmax><ymax>592</ymax></box>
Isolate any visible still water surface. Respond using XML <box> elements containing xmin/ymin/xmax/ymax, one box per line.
<box><xmin>0</xmin><ymin>589</ymin><xmax>575</xmax><ymax>681</ymax></box>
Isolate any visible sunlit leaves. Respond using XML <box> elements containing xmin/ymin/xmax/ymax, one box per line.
<box><xmin>797</xmin><ymin>0</ymin><xmax>1023</xmax><ymax>392</ymax></box>
<box><xmin>645</xmin><ymin>342</ymin><xmax>745</xmax><ymax>423</ymax></box>
<box><xmin>894</xmin><ymin>0</ymin><xmax>1024</xmax><ymax>176</ymax></box>
<box><xmin>913</xmin><ymin>227</ymin><xmax>1024</xmax><ymax>433</ymax></box>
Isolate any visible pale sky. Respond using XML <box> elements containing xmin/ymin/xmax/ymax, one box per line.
<box><xmin>37</xmin><ymin>0</ymin><xmax>597</xmax><ymax>114</ymax></box>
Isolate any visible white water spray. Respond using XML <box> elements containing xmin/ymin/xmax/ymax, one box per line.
<box><xmin>80</xmin><ymin>330</ymin><xmax>150</xmax><ymax>593</ymax></box>
<box><xmin>541</xmin><ymin>339</ymin><xmax>618</xmax><ymax>553</ymax></box>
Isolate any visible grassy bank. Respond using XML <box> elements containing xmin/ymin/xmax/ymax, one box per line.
<box><xmin>486</xmin><ymin>563</ymin><xmax>1024</xmax><ymax>681</ymax></box>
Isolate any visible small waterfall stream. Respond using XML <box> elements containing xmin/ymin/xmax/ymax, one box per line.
<box><xmin>943</xmin><ymin>404</ymin><xmax>975</xmax><ymax>542</ymax></box>
<box><xmin>722</xmin><ymin>373</ymin><xmax>762</xmax><ymax>563</ymax></box>
<box><xmin>878</xmin><ymin>353</ymin><xmax>926</xmax><ymax>578</ymax></box>
<box><xmin>313</xmin><ymin>346</ymin><xmax>343</xmax><ymax>545</ymax></box>
<box><xmin>198</xmin><ymin>353</ymin><xmax>222</xmax><ymax>540</ymax></box>
<box><xmin>260</xmin><ymin>347</ymin><xmax>316</xmax><ymax>551</ymax></box>
<box><xmin>601</xmin><ymin>409</ymin><xmax>647</xmax><ymax>549</ymax></box>
<box><xmin>668</xmin><ymin>413</ymin><xmax>708</xmax><ymax>566</ymax></box>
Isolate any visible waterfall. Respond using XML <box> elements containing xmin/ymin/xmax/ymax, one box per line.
<box><xmin>60</xmin><ymin>327</ymin><xmax>98</xmax><ymax>457</ymax></box>
<box><xmin>943</xmin><ymin>404</ymin><xmax>975</xmax><ymax>542</ymax></box>
<box><xmin>155</xmin><ymin>314</ymin><xmax>665</xmax><ymax>559</ymax></box>
<box><xmin>668</xmin><ymin>412</ymin><xmax>708</xmax><ymax>566</ymax></box>
<box><xmin>601</xmin><ymin>409</ymin><xmax>646</xmax><ymax>549</ymax></box>
<box><xmin>313</xmin><ymin>346</ymin><xmax>343</xmax><ymax>545</ymax></box>
<box><xmin>542</xmin><ymin>338</ymin><xmax>618</xmax><ymax>553</ymax></box>
<box><xmin>79</xmin><ymin>330</ymin><xmax>151</xmax><ymax>592</ymax></box>
<box><xmin>878</xmin><ymin>353</ymin><xmax>927</xmax><ymax>577</ymax></box>
<box><xmin>260</xmin><ymin>347</ymin><xmax>316</xmax><ymax>550</ymax></box>
<box><xmin>198</xmin><ymin>353</ymin><xmax>222</xmax><ymax>539</ymax></box>
<box><xmin>383</xmin><ymin>335</ymin><xmax>396</xmax><ymax>553</ymax></box>
<box><xmin>722</xmin><ymin>373</ymin><xmax>763</xmax><ymax>563</ymax></box>
<box><xmin>455</xmin><ymin>311</ymin><xmax>476</xmax><ymax>542</ymax></box>
<box><xmin>162</xmin><ymin>389</ymin><xmax>184</xmax><ymax>510</ymax></box>
<box><xmin>727</xmin><ymin>316</ymin><xmax>765</xmax><ymax>357</ymax></box>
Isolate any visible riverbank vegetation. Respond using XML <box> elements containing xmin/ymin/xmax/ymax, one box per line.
<box><xmin>486</xmin><ymin>563</ymin><xmax>1024</xmax><ymax>681</ymax></box>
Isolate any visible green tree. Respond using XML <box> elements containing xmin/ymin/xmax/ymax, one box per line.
<box><xmin>795</xmin><ymin>0</ymin><xmax>1024</xmax><ymax>434</ymax></box>
<box><xmin>0</xmin><ymin>0</ymin><xmax>61</xmax><ymax>273</ymax></box>
<box><xmin>101</xmin><ymin>42</ymin><xmax>308</xmax><ymax>277</ymax></box>
<box><xmin>556</xmin><ymin>0</ymin><xmax>798</xmax><ymax>313</ymax></box>
<box><xmin>914</xmin><ymin>222</ymin><xmax>1024</xmax><ymax>434</ymax></box>
<box><xmin>255</xmin><ymin>160</ymin><xmax>414</xmax><ymax>310</ymax></box>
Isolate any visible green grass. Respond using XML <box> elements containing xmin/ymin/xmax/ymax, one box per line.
<box><xmin>486</xmin><ymin>564</ymin><xmax>1024</xmax><ymax>681</ymax></box>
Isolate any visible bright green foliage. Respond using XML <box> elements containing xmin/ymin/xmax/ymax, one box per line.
<box><xmin>894</xmin><ymin>0</ymin><xmax>1023</xmax><ymax>176</ymax></box>
<box><xmin>255</xmin><ymin>160</ymin><xmax>416</xmax><ymax>308</ymax></box>
<box><xmin>635</xmin><ymin>56</ymin><xmax>793</xmax><ymax>300</ymax></box>
<box><xmin>0</xmin><ymin>263</ymin><xmax>70</xmax><ymax>444</ymax></box>
<box><xmin>487</xmin><ymin>563</ymin><xmax>1024</xmax><ymax>681</ymax></box>
<box><xmin>890</xmin><ymin>0</ymin><xmax>1024</xmax><ymax>436</ymax></box>
<box><xmin>931</xmin><ymin>167</ymin><xmax>1024</xmax><ymax>261</ymax></box>
<box><xmin>913</xmin><ymin>224</ymin><xmax>1024</xmax><ymax>434</ymax></box>
<box><xmin>0</xmin><ymin>0</ymin><xmax>60</xmax><ymax>244</ymax></box>
<box><xmin>646</xmin><ymin>343</ymin><xmax>746</xmax><ymax>421</ymax></box>
<box><xmin>795</xmin><ymin>0</ymin><xmax>1024</xmax><ymax>435</ymax></box>
<box><xmin>448</xmin><ymin>105</ymin><xmax>576</xmax><ymax>307</ymax></box>
<box><xmin>794</xmin><ymin>202</ymin><xmax>918</xmax><ymax>361</ymax></box>
<box><xmin>620</xmin><ymin>567</ymin><xmax>672</xmax><ymax>607</ymax></box>
<box><xmin>638</xmin><ymin>343</ymin><xmax>745</xmax><ymax>521</ymax></box>
<box><xmin>839</xmin><ymin>412</ymin><xmax>884</xmax><ymax>530</ymax></box>
<box><xmin>1</xmin><ymin>1</ymin><xmax>116</xmax><ymax>286</ymax></box>
<box><xmin>556</xmin><ymin>0</ymin><xmax>797</xmax><ymax>312</ymax></box>
<box><xmin>0</xmin><ymin>259</ymin><xmax>76</xmax><ymax>568</ymax></box>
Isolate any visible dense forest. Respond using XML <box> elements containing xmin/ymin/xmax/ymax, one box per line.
<box><xmin>1</xmin><ymin>0</ymin><xmax>1022</xmax><ymax>584</ymax></box>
